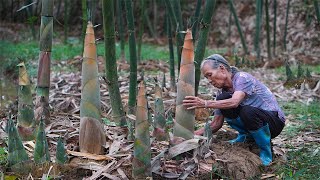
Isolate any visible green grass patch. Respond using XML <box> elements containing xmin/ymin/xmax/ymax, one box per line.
<box><xmin>280</xmin><ymin>101</ymin><xmax>320</xmax><ymax>137</ymax></box>
<box><xmin>0</xmin><ymin>147</ymin><xmax>7</xmax><ymax>166</ymax></box>
<box><xmin>276</xmin><ymin>144</ymin><xmax>320</xmax><ymax>179</ymax></box>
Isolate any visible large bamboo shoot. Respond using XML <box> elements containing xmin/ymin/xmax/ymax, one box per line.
<box><xmin>173</xmin><ymin>29</ymin><xmax>195</xmax><ymax>140</ymax></box>
<box><xmin>17</xmin><ymin>62</ymin><xmax>35</xmax><ymax>141</ymax></box>
<box><xmin>132</xmin><ymin>81</ymin><xmax>151</xmax><ymax>179</ymax></box>
<box><xmin>79</xmin><ymin>22</ymin><xmax>106</xmax><ymax>154</ymax></box>
<box><xmin>34</xmin><ymin>119</ymin><xmax>50</xmax><ymax>164</ymax></box>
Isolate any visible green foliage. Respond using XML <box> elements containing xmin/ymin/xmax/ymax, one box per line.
<box><xmin>55</xmin><ymin>137</ymin><xmax>67</xmax><ymax>164</ymax></box>
<box><xmin>0</xmin><ymin>147</ymin><xmax>8</xmax><ymax>166</ymax></box>
<box><xmin>7</xmin><ymin>118</ymin><xmax>29</xmax><ymax>166</ymax></box>
<box><xmin>34</xmin><ymin>119</ymin><xmax>50</xmax><ymax>164</ymax></box>
<box><xmin>285</xmin><ymin>63</ymin><xmax>294</xmax><ymax>81</ymax></box>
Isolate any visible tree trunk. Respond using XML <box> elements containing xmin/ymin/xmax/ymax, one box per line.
<box><xmin>254</xmin><ymin>0</ymin><xmax>263</xmax><ymax>60</ymax></box>
<box><xmin>79</xmin><ymin>22</ymin><xmax>106</xmax><ymax>154</ymax></box>
<box><xmin>283</xmin><ymin>0</ymin><xmax>291</xmax><ymax>51</ymax></box>
<box><xmin>17</xmin><ymin>62</ymin><xmax>35</xmax><ymax>141</ymax></box>
<box><xmin>132</xmin><ymin>81</ymin><xmax>151</xmax><ymax>179</ymax></box>
<box><xmin>137</xmin><ymin>0</ymin><xmax>145</xmax><ymax>62</ymax></box>
<box><xmin>194</xmin><ymin>0</ymin><xmax>216</xmax><ymax>95</ymax></box>
<box><xmin>35</xmin><ymin>0</ymin><xmax>53</xmax><ymax>124</ymax></box>
<box><xmin>173</xmin><ymin>29</ymin><xmax>195</xmax><ymax>141</ymax></box>
<box><xmin>102</xmin><ymin>0</ymin><xmax>126</xmax><ymax>126</ymax></box>
<box><xmin>273</xmin><ymin>0</ymin><xmax>277</xmax><ymax>56</ymax></box>
<box><xmin>64</xmin><ymin>0</ymin><xmax>70</xmax><ymax>44</ymax></box>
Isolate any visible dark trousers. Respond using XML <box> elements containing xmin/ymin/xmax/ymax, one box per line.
<box><xmin>217</xmin><ymin>92</ymin><xmax>285</xmax><ymax>138</ymax></box>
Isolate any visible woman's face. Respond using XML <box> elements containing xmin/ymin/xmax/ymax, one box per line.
<box><xmin>201</xmin><ymin>63</ymin><xmax>228</xmax><ymax>89</ymax></box>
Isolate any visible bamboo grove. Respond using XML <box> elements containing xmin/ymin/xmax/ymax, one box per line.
<box><xmin>4</xmin><ymin>0</ymin><xmax>319</xmax><ymax>179</ymax></box>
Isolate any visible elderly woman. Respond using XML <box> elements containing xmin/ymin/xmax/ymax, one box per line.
<box><xmin>183</xmin><ymin>54</ymin><xmax>285</xmax><ymax>166</ymax></box>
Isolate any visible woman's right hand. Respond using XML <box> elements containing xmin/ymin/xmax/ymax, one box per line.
<box><xmin>194</xmin><ymin>127</ymin><xmax>205</xmax><ymax>136</ymax></box>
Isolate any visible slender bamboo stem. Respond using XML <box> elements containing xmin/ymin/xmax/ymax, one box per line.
<box><xmin>195</xmin><ymin>0</ymin><xmax>216</xmax><ymax>95</ymax></box>
<box><xmin>273</xmin><ymin>0</ymin><xmax>277</xmax><ymax>56</ymax></box>
<box><xmin>265</xmin><ymin>0</ymin><xmax>271</xmax><ymax>60</ymax></box>
<box><xmin>102</xmin><ymin>0</ymin><xmax>126</xmax><ymax>126</ymax></box>
<box><xmin>314</xmin><ymin>0</ymin><xmax>320</xmax><ymax>23</ymax></box>
<box><xmin>81</xmin><ymin>0</ymin><xmax>87</xmax><ymax>41</ymax></box>
<box><xmin>137</xmin><ymin>0</ymin><xmax>145</xmax><ymax>62</ymax></box>
<box><xmin>228</xmin><ymin>0</ymin><xmax>248</xmax><ymax>55</ymax></box>
<box><xmin>167</xmin><ymin>12</ymin><xmax>176</xmax><ymax>91</ymax></box>
<box><xmin>64</xmin><ymin>0</ymin><xmax>70</xmax><ymax>44</ymax></box>
<box><xmin>124</xmin><ymin>0</ymin><xmax>138</xmax><ymax>115</ymax></box>
<box><xmin>116</xmin><ymin>0</ymin><xmax>125</xmax><ymax>61</ymax></box>
<box><xmin>284</xmin><ymin>0</ymin><xmax>291</xmax><ymax>51</ymax></box>
<box><xmin>192</xmin><ymin>0</ymin><xmax>202</xmax><ymax>42</ymax></box>
<box><xmin>254</xmin><ymin>0</ymin><xmax>263</xmax><ymax>60</ymax></box>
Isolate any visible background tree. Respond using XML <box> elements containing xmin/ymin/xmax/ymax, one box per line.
<box><xmin>102</xmin><ymin>0</ymin><xmax>126</xmax><ymax>126</ymax></box>
<box><xmin>116</xmin><ymin>0</ymin><xmax>126</xmax><ymax>61</ymax></box>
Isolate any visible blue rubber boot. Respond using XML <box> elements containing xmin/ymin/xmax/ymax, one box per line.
<box><xmin>225</xmin><ymin>117</ymin><xmax>251</xmax><ymax>144</ymax></box>
<box><xmin>249</xmin><ymin>124</ymin><xmax>272</xmax><ymax>166</ymax></box>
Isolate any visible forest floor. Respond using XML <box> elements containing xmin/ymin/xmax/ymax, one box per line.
<box><xmin>1</xmin><ymin>34</ymin><xmax>320</xmax><ymax>179</ymax></box>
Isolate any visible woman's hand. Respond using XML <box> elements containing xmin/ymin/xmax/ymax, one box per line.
<box><xmin>182</xmin><ymin>96</ymin><xmax>206</xmax><ymax>110</ymax></box>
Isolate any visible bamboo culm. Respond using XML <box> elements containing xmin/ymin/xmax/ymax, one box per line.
<box><xmin>284</xmin><ymin>0</ymin><xmax>291</xmax><ymax>51</ymax></box>
<box><xmin>102</xmin><ymin>0</ymin><xmax>126</xmax><ymax>126</ymax></box>
<box><xmin>265</xmin><ymin>0</ymin><xmax>271</xmax><ymax>60</ymax></box>
<box><xmin>166</xmin><ymin>12</ymin><xmax>176</xmax><ymax>91</ymax></box>
<box><xmin>273</xmin><ymin>0</ymin><xmax>277</xmax><ymax>56</ymax></box>
<box><xmin>194</xmin><ymin>0</ymin><xmax>216</xmax><ymax>95</ymax></box>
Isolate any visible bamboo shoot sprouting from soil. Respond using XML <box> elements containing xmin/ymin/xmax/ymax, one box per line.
<box><xmin>228</xmin><ymin>0</ymin><xmax>248</xmax><ymax>55</ymax></box>
<box><xmin>116</xmin><ymin>0</ymin><xmax>125</xmax><ymax>61</ymax></box>
<box><xmin>34</xmin><ymin>119</ymin><xmax>50</xmax><ymax>164</ymax></box>
<box><xmin>7</xmin><ymin>118</ymin><xmax>29</xmax><ymax>167</ymax></box>
<box><xmin>153</xmin><ymin>83</ymin><xmax>167</xmax><ymax>141</ymax></box>
<box><xmin>124</xmin><ymin>0</ymin><xmax>138</xmax><ymax>115</ymax></box>
<box><xmin>195</xmin><ymin>0</ymin><xmax>216</xmax><ymax>95</ymax></box>
<box><xmin>17</xmin><ymin>62</ymin><xmax>35</xmax><ymax>141</ymax></box>
<box><xmin>166</xmin><ymin>12</ymin><xmax>176</xmax><ymax>91</ymax></box>
<box><xmin>284</xmin><ymin>0</ymin><xmax>291</xmax><ymax>51</ymax></box>
<box><xmin>273</xmin><ymin>0</ymin><xmax>277</xmax><ymax>56</ymax></box>
<box><xmin>254</xmin><ymin>0</ymin><xmax>263</xmax><ymax>60</ymax></box>
<box><xmin>56</xmin><ymin>137</ymin><xmax>67</xmax><ymax>164</ymax></box>
<box><xmin>35</xmin><ymin>0</ymin><xmax>53</xmax><ymax>123</ymax></box>
<box><xmin>173</xmin><ymin>29</ymin><xmax>195</xmax><ymax>140</ymax></box>
<box><xmin>102</xmin><ymin>0</ymin><xmax>126</xmax><ymax>126</ymax></box>
<box><xmin>79</xmin><ymin>22</ymin><xmax>106</xmax><ymax>154</ymax></box>
<box><xmin>265</xmin><ymin>0</ymin><xmax>271</xmax><ymax>60</ymax></box>
<box><xmin>132</xmin><ymin>81</ymin><xmax>151</xmax><ymax>179</ymax></box>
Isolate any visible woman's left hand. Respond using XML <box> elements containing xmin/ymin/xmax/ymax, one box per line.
<box><xmin>182</xmin><ymin>96</ymin><xmax>206</xmax><ymax>110</ymax></box>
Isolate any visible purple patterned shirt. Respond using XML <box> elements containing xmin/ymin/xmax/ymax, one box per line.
<box><xmin>215</xmin><ymin>72</ymin><xmax>286</xmax><ymax>123</ymax></box>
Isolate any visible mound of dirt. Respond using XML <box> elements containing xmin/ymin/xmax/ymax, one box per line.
<box><xmin>211</xmin><ymin>141</ymin><xmax>262</xmax><ymax>179</ymax></box>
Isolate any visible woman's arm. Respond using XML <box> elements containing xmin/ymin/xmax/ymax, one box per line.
<box><xmin>195</xmin><ymin>115</ymin><xmax>224</xmax><ymax>135</ymax></box>
<box><xmin>183</xmin><ymin>91</ymin><xmax>246</xmax><ymax>110</ymax></box>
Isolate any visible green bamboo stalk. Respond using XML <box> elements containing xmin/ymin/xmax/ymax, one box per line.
<box><xmin>102</xmin><ymin>0</ymin><xmax>126</xmax><ymax>126</ymax></box>
<box><xmin>81</xmin><ymin>0</ymin><xmax>87</xmax><ymax>41</ymax></box>
<box><xmin>153</xmin><ymin>83</ymin><xmax>167</xmax><ymax>141</ymax></box>
<box><xmin>63</xmin><ymin>0</ymin><xmax>70</xmax><ymax>44</ymax></box>
<box><xmin>167</xmin><ymin>12</ymin><xmax>176</xmax><ymax>91</ymax></box>
<box><xmin>313</xmin><ymin>0</ymin><xmax>320</xmax><ymax>23</ymax></box>
<box><xmin>228</xmin><ymin>0</ymin><xmax>248</xmax><ymax>55</ymax></box>
<box><xmin>173</xmin><ymin>29</ymin><xmax>195</xmax><ymax>140</ymax></box>
<box><xmin>26</xmin><ymin>0</ymin><xmax>37</xmax><ymax>40</ymax></box>
<box><xmin>265</xmin><ymin>0</ymin><xmax>271</xmax><ymax>60</ymax></box>
<box><xmin>172</xmin><ymin>0</ymin><xmax>184</xmax><ymax>72</ymax></box>
<box><xmin>137</xmin><ymin>0</ymin><xmax>145</xmax><ymax>62</ymax></box>
<box><xmin>153</xmin><ymin>0</ymin><xmax>158</xmax><ymax>39</ymax></box>
<box><xmin>36</xmin><ymin>0</ymin><xmax>53</xmax><ymax>123</ymax></box>
<box><xmin>194</xmin><ymin>0</ymin><xmax>216</xmax><ymax>95</ymax></box>
<box><xmin>124</xmin><ymin>0</ymin><xmax>138</xmax><ymax>115</ymax></box>
<box><xmin>79</xmin><ymin>22</ymin><xmax>106</xmax><ymax>154</ymax></box>
<box><xmin>34</xmin><ymin>119</ymin><xmax>50</xmax><ymax>164</ymax></box>
<box><xmin>273</xmin><ymin>0</ymin><xmax>277</xmax><ymax>56</ymax></box>
<box><xmin>192</xmin><ymin>0</ymin><xmax>202</xmax><ymax>42</ymax></box>
<box><xmin>144</xmin><ymin>10</ymin><xmax>156</xmax><ymax>38</ymax></box>
<box><xmin>55</xmin><ymin>137</ymin><xmax>67</xmax><ymax>164</ymax></box>
<box><xmin>17</xmin><ymin>62</ymin><xmax>35</xmax><ymax>141</ymax></box>
<box><xmin>7</xmin><ymin>118</ymin><xmax>29</xmax><ymax>167</ymax></box>
<box><xmin>116</xmin><ymin>0</ymin><xmax>125</xmax><ymax>61</ymax></box>
<box><xmin>284</xmin><ymin>0</ymin><xmax>291</xmax><ymax>51</ymax></box>
<box><xmin>132</xmin><ymin>81</ymin><xmax>151</xmax><ymax>179</ymax></box>
<box><xmin>254</xmin><ymin>0</ymin><xmax>263</xmax><ymax>60</ymax></box>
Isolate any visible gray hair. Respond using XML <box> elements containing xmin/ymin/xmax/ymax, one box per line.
<box><xmin>200</xmin><ymin>54</ymin><xmax>239</xmax><ymax>74</ymax></box>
